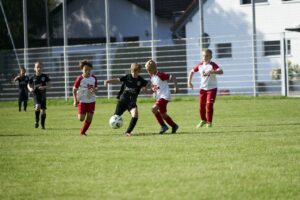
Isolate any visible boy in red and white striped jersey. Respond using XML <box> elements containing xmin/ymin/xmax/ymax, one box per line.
<box><xmin>72</xmin><ymin>60</ymin><xmax>98</xmax><ymax>136</ymax></box>
<box><xmin>145</xmin><ymin>59</ymin><xmax>179</xmax><ymax>134</ymax></box>
<box><xmin>188</xmin><ymin>49</ymin><xmax>223</xmax><ymax>128</ymax></box>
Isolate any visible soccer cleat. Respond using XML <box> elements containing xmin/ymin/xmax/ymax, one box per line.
<box><xmin>206</xmin><ymin>123</ymin><xmax>212</xmax><ymax>128</ymax></box>
<box><xmin>35</xmin><ymin>122</ymin><xmax>39</xmax><ymax>128</ymax></box>
<box><xmin>159</xmin><ymin>125</ymin><xmax>169</xmax><ymax>134</ymax></box>
<box><xmin>196</xmin><ymin>121</ymin><xmax>206</xmax><ymax>128</ymax></box>
<box><xmin>80</xmin><ymin>132</ymin><xmax>87</xmax><ymax>136</ymax></box>
<box><xmin>171</xmin><ymin>124</ymin><xmax>179</xmax><ymax>134</ymax></box>
<box><xmin>41</xmin><ymin>126</ymin><xmax>45</xmax><ymax>130</ymax></box>
<box><xmin>125</xmin><ymin>133</ymin><xmax>132</xmax><ymax>137</ymax></box>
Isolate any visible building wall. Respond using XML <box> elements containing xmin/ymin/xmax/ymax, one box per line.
<box><xmin>51</xmin><ymin>0</ymin><xmax>173</xmax><ymax>42</ymax></box>
<box><xmin>185</xmin><ymin>0</ymin><xmax>300</xmax><ymax>94</ymax></box>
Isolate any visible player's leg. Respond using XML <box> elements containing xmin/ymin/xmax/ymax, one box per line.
<box><xmin>159</xmin><ymin>99</ymin><xmax>178</xmax><ymax>134</ymax></box>
<box><xmin>152</xmin><ymin>99</ymin><xmax>168</xmax><ymax>134</ymax></box>
<box><xmin>206</xmin><ymin>88</ymin><xmax>217</xmax><ymax>127</ymax></box>
<box><xmin>40</xmin><ymin>96</ymin><xmax>47</xmax><ymax>129</ymax></box>
<box><xmin>197</xmin><ymin>89</ymin><xmax>207</xmax><ymax>128</ymax></box>
<box><xmin>114</xmin><ymin>100</ymin><xmax>127</xmax><ymax>116</ymax></box>
<box><xmin>24</xmin><ymin>100</ymin><xmax>27</xmax><ymax>112</ymax></box>
<box><xmin>126</xmin><ymin>105</ymin><xmax>138</xmax><ymax>136</ymax></box>
<box><xmin>80</xmin><ymin>102</ymin><xmax>95</xmax><ymax>136</ymax></box>
<box><xmin>18</xmin><ymin>100</ymin><xmax>22</xmax><ymax>112</ymax></box>
<box><xmin>34</xmin><ymin>95</ymin><xmax>41</xmax><ymax>128</ymax></box>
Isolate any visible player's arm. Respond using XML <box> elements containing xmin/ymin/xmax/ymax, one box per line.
<box><xmin>104</xmin><ymin>78</ymin><xmax>121</xmax><ymax>87</ymax></box>
<box><xmin>13</xmin><ymin>75</ymin><xmax>20</xmax><ymax>82</ymax></box>
<box><xmin>188</xmin><ymin>70</ymin><xmax>195</xmax><ymax>89</ymax></box>
<box><xmin>72</xmin><ymin>86</ymin><xmax>78</xmax><ymax>107</ymax></box>
<box><xmin>27</xmin><ymin>82</ymin><xmax>34</xmax><ymax>92</ymax></box>
<box><xmin>170</xmin><ymin>74</ymin><xmax>179</xmax><ymax>93</ymax></box>
<box><xmin>211</xmin><ymin>68</ymin><xmax>223</xmax><ymax>75</ymax></box>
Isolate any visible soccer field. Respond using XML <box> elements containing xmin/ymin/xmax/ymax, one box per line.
<box><xmin>0</xmin><ymin>96</ymin><xmax>299</xmax><ymax>200</ymax></box>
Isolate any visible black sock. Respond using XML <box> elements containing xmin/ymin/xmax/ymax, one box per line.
<box><xmin>35</xmin><ymin>111</ymin><xmax>40</xmax><ymax>123</ymax></box>
<box><xmin>41</xmin><ymin>113</ymin><xmax>46</xmax><ymax>127</ymax></box>
<box><xmin>18</xmin><ymin>101</ymin><xmax>21</xmax><ymax>111</ymax></box>
<box><xmin>126</xmin><ymin>117</ymin><xmax>138</xmax><ymax>133</ymax></box>
<box><xmin>24</xmin><ymin>101</ymin><xmax>27</xmax><ymax>111</ymax></box>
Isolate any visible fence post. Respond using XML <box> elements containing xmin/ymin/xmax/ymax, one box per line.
<box><xmin>63</xmin><ymin>0</ymin><xmax>69</xmax><ymax>101</ymax></box>
<box><xmin>105</xmin><ymin>0</ymin><xmax>111</xmax><ymax>99</ymax></box>
<box><xmin>281</xmin><ymin>32</ymin><xmax>288</xmax><ymax>96</ymax></box>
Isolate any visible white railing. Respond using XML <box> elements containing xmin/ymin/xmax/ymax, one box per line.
<box><xmin>0</xmin><ymin>34</ymin><xmax>300</xmax><ymax>101</ymax></box>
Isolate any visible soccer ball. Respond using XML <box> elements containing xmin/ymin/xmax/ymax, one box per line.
<box><xmin>109</xmin><ymin>115</ymin><xmax>123</xmax><ymax>129</ymax></box>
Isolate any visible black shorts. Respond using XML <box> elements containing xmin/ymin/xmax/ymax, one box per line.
<box><xmin>114</xmin><ymin>99</ymin><xmax>137</xmax><ymax>116</ymax></box>
<box><xmin>33</xmin><ymin>93</ymin><xmax>47</xmax><ymax>109</ymax></box>
<box><xmin>18</xmin><ymin>90</ymin><xmax>28</xmax><ymax>101</ymax></box>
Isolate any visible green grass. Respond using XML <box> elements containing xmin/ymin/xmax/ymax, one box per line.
<box><xmin>0</xmin><ymin>96</ymin><xmax>299</xmax><ymax>200</ymax></box>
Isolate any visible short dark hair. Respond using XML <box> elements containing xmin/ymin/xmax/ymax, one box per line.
<box><xmin>79</xmin><ymin>60</ymin><xmax>93</xmax><ymax>69</ymax></box>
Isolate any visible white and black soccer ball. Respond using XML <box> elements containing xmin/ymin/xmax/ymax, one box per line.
<box><xmin>109</xmin><ymin>115</ymin><xmax>123</xmax><ymax>129</ymax></box>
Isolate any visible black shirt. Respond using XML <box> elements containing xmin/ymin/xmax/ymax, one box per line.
<box><xmin>29</xmin><ymin>74</ymin><xmax>50</xmax><ymax>96</ymax></box>
<box><xmin>16</xmin><ymin>75</ymin><xmax>29</xmax><ymax>93</ymax></box>
<box><xmin>118</xmin><ymin>74</ymin><xmax>148</xmax><ymax>102</ymax></box>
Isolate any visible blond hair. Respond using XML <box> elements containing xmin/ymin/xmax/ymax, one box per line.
<box><xmin>131</xmin><ymin>63</ymin><xmax>141</xmax><ymax>72</ymax></box>
<box><xmin>145</xmin><ymin>59</ymin><xmax>157</xmax><ymax>69</ymax></box>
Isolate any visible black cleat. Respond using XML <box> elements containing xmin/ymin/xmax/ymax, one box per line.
<box><xmin>41</xmin><ymin>126</ymin><xmax>45</xmax><ymax>129</ymax></box>
<box><xmin>159</xmin><ymin>125</ymin><xmax>169</xmax><ymax>134</ymax></box>
<box><xmin>35</xmin><ymin>122</ymin><xmax>39</xmax><ymax>128</ymax></box>
<box><xmin>171</xmin><ymin>124</ymin><xmax>179</xmax><ymax>134</ymax></box>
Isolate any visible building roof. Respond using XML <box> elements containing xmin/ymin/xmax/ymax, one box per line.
<box><xmin>171</xmin><ymin>0</ymin><xmax>207</xmax><ymax>33</ymax></box>
<box><xmin>127</xmin><ymin>0</ymin><xmax>194</xmax><ymax>19</ymax></box>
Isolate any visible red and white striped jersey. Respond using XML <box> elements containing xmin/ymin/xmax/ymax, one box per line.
<box><xmin>150</xmin><ymin>71</ymin><xmax>172</xmax><ymax>101</ymax></box>
<box><xmin>193</xmin><ymin>61</ymin><xmax>220</xmax><ymax>90</ymax></box>
<box><xmin>73</xmin><ymin>75</ymin><xmax>97</xmax><ymax>103</ymax></box>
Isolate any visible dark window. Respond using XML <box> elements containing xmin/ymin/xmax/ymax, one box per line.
<box><xmin>216</xmin><ymin>43</ymin><xmax>232</xmax><ymax>58</ymax></box>
<box><xmin>287</xmin><ymin>39</ymin><xmax>291</xmax><ymax>55</ymax></box>
<box><xmin>241</xmin><ymin>0</ymin><xmax>267</xmax><ymax>4</ymax></box>
<box><xmin>123</xmin><ymin>36</ymin><xmax>139</xmax><ymax>42</ymax></box>
<box><xmin>264</xmin><ymin>41</ymin><xmax>280</xmax><ymax>56</ymax></box>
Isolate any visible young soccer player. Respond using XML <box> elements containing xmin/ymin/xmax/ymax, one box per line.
<box><xmin>14</xmin><ymin>66</ymin><xmax>29</xmax><ymax>112</ymax></box>
<box><xmin>73</xmin><ymin>60</ymin><xmax>97</xmax><ymax>136</ymax></box>
<box><xmin>187</xmin><ymin>49</ymin><xmax>223</xmax><ymax>128</ymax></box>
<box><xmin>145</xmin><ymin>59</ymin><xmax>179</xmax><ymax>134</ymax></box>
<box><xmin>104</xmin><ymin>63</ymin><xmax>148</xmax><ymax>137</ymax></box>
<box><xmin>28</xmin><ymin>62</ymin><xmax>51</xmax><ymax>129</ymax></box>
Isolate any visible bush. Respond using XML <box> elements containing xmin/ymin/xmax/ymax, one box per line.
<box><xmin>271</xmin><ymin>61</ymin><xmax>300</xmax><ymax>80</ymax></box>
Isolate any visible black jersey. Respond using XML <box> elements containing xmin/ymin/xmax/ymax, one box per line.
<box><xmin>16</xmin><ymin>75</ymin><xmax>29</xmax><ymax>92</ymax></box>
<box><xmin>16</xmin><ymin>75</ymin><xmax>29</xmax><ymax>100</ymax></box>
<box><xmin>117</xmin><ymin>74</ymin><xmax>148</xmax><ymax>102</ymax></box>
<box><xmin>29</xmin><ymin>73</ymin><xmax>50</xmax><ymax>96</ymax></box>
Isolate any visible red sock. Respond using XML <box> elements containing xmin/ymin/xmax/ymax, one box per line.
<box><xmin>206</xmin><ymin>103</ymin><xmax>214</xmax><ymax>123</ymax></box>
<box><xmin>154</xmin><ymin>112</ymin><xmax>165</xmax><ymax>126</ymax></box>
<box><xmin>200</xmin><ymin>103</ymin><xmax>207</xmax><ymax>121</ymax></box>
<box><xmin>81</xmin><ymin>121</ymin><xmax>91</xmax><ymax>135</ymax></box>
<box><xmin>163</xmin><ymin>115</ymin><xmax>175</xmax><ymax>127</ymax></box>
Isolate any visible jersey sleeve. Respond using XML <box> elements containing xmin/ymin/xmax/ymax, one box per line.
<box><xmin>119</xmin><ymin>75</ymin><xmax>127</xmax><ymax>83</ymax></box>
<box><xmin>192</xmin><ymin>63</ymin><xmax>202</xmax><ymax>72</ymax></box>
<box><xmin>211</xmin><ymin>62</ymin><xmax>220</xmax><ymax>70</ymax></box>
<box><xmin>73</xmin><ymin>76</ymin><xmax>82</xmax><ymax>89</ymax></box>
<box><xmin>140</xmin><ymin>77</ymin><xmax>148</xmax><ymax>87</ymax></box>
<box><xmin>46</xmin><ymin>74</ymin><xmax>50</xmax><ymax>82</ymax></box>
<box><xmin>92</xmin><ymin>75</ymin><xmax>98</xmax><ymax>87</ymax></box>
<box><xmin>157</xmin><ymin>72</ymin><xmax>170</xmax><ymax>81</ymax></box>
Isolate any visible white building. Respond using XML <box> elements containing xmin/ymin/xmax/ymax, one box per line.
<box><xmin>172</xmin><ymin>0</ymin><xmax>300</xmax><ymax>95</ymax></box>
<box><xmin>50</xmin><ymin>0</ymin><xmax>179</xmax><ymax>43</ymax></box>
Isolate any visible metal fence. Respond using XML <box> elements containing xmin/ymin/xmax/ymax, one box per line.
<box><xmin>0</xmin><ymin>33</ymin><xmax>300</xmax><ymax>101</ymax></box>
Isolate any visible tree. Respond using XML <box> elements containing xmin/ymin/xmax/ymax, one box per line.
<box><xmin>0</xmin><ymin>0</ymin><xmax>59</xmax><ymax>50</ymax></box>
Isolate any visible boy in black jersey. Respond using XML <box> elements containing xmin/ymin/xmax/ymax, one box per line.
<box><xmin>28</xmin><ymin>62</ymin><xmax>50</xmax><ymax>129</ymax></box>
<box><xmin>14</xmin><ymin>67</ymin><xmax>29</xmax><ymax>111</ymax></box>
<box><xmin>104</xmin><ymin>63</ymin><xmax>148</xmax><ymax>136</ymax></box>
